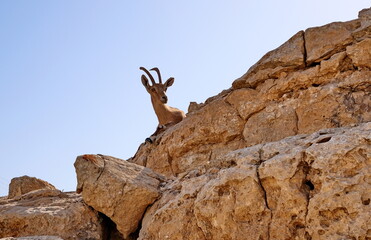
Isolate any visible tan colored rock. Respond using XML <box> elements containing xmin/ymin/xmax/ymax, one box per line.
<box><xmin>346</xmin><ymin>38</ymin><xmax>371</xmax><ymax>68</ymax></box>
<box><xmin>128</xmin><ymin>11</ymin><xmax>371</xmax><ymax>239</ymax></box>
<box><xmin>320</xmin><ymin>51</ymin><xmax>347</xmax><ymax>73</ymax></box>
<box><xmin>131</xmin><ymin>98</ymin><xmax>245</xmax><ymax>177</ymax></box>
<box><xmin>8</xmin><ymin>176</ymin><xmax>56</xmax><ymax>199</ymax></box>
<box><xmin>2</xmin><ymin>8</ymin><xmax>370</xmax><ymax>240</ymax></box>
<box><xmin>233</xmin><ymin>31</ymin><xmax>305</xmax><ymax>89</ymax></box>
<box><xmin>257</xmin><ymin>123</ymin><xmax>371</xmax><ymax>240</ymax></box>
<box><xmin>139</xmin><ymin>174</ymin><xmax>209</xmax><ymax>240</ymax></box>
<box><xmin>132</xmin><ymin>68</ymin><xmax>370</xmax><ymax>178</ymax></box>
<box><xmin>74</xmin><ymin>154</ymin><xmax>165</xmax><ymax>238</ymax></box>
<box><xmin>225</xmin><ymin>88</ymin><xmax>266</xmax><ymax>120</ymax></box>
<box><xmin>137</xmin><ymin>9</ymin><xmax>371</xmax><ymax>240</ymax></box>
<box><xmin>194</xmin><ymin>165</ymin><xmax>271</xmax><ymax>240</ymax></box>
<box><xmin>137</xmin><ymin>123</ymin><xmax>370</xmax><ymax>240</ymax></box>
<box><xmin>258</xmin><ymin>143</ymin><xmax>310</xmax><ymax>239</ymax></box>
<box><xmin>305</xmin><ymin>20</ymin><xmax>360</xmax><ymax>64</ymax></box>
<box><xmin>295</xmin><ymin>85</ymin><xmax>340</xmax><ymax>134</ymax></box>
<box><xmin>165</xmin><ymin>98</ymin><xmax>244</xmax><ymax>159</ymax></box>
<box><xmin>243</xmin><ymin>102</ymin><xmax>298</xmax><ymax>146</ymax></box>
<box><xmin>261</xmin><ymin>65</ymin><xmax>322</xmax><ymax>98</ymax></box>
<box><xmin>305</xmin><ymin>123</ymin><xmax>371</xmax><ymax>239</ymax></box>
<box><xmin>0</xmin><ymin>190</ymin><xmax>103</xmax><ymax>240</ymax></box>
<box><xmin>249</xmin><ymin>30</ymin><xmax>305</xmax><ymax>71</ymax></box>
<box><xmin>131</xmin><ymin>9</ymin><xmax>370</xmax><ymax>180</ymax></box>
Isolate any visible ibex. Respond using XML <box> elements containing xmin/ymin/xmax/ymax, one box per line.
<box><xmin>140</xmin><ymin>67</ymin><xmax>186</xmax><ymax>143</ymax></box>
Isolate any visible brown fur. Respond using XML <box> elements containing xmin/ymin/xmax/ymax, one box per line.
<box><xmin>140</xmin><ymin>67</ymin><xmax>186</xmax><ymax>141</ymax></box>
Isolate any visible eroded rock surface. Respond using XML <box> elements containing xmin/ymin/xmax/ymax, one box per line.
<box><xmin>139</xmin><ymin>123</ymin><xmax>371</xmax><ymax>240</ymax></box>
<box><xmin>8</xmin><ymin>176</ymin><xmax>56</xmax><ymax>199</ymax></box>
<box><xmin>0</xmin><ymin>189</ymin><xmax>104</xmax><ymax>240</ymax></box>
<box><xmin>130</xmin><ymin>8</ymin><xmax>371</xmax><ymax>180</ymax></box>
<box><xmin>2</xmin><ymin>7</ymin><xmax>370</xmax><ymax>240</ymax></box>
<box><xmin>129</xmin><ymin>9</ymin><xmax>371</xmax><ymax>240</ymax></box>
<box><xmin>74</xmin><ymin>154</ymin><xmax>165</xmax><ymax>238</ymax></box>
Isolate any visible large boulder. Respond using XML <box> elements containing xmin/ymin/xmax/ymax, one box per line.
<box><xmin>74</xmin><ymin>154</ymin><xmax>165</xmax><ymax>238</ymax></box>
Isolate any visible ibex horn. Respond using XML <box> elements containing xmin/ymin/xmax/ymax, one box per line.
<box><xmin>139</xmin><ymin>67</ymin><xmax>156</xmax><ymax>85</ymax></box>
<box><xmin>150</xmin><ymin>67</ymin><xmax>162</xmax><ymax>84</ymax></box>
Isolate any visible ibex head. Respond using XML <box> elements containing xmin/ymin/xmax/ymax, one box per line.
<box><xmin>140</xmin><ymin>67</ymin><xmax>174</xmax><ymax>104</ymax></box>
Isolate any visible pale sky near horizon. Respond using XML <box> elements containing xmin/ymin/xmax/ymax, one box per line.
<box><xmin>0</xmin><ymin>1</ymin><xmax>369</xmax><ymax>196</ymax></box>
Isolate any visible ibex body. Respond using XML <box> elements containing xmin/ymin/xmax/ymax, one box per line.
<box><xmin>140</xmin><ymin>67</ymin><xmax>186</xmax><ymax>143</ymax></box>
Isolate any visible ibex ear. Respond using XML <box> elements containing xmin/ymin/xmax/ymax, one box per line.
<box><xmin>141</xmin><ymin>75</ymin><xmax>150</xmax><ymax>90</ymax></box>
<box><xmin>164</xmin><ymin>77</ymin><xmax>174</xmax><ymax>89</ymax></box>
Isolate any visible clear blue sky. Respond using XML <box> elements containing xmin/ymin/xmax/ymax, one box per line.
<box><xmin>0</xmin><ymin>1</ymin><xmax>369</xmax><ymax>196</ymax></box>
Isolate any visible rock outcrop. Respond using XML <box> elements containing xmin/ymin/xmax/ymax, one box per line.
<box><xmin>0</xmin><ymin>189</ymin><xmax>104</xmax><ymax>240</ymax></box>
<box><xmin>137</xmin><ymin>123</ymin><xmax>370</xmax><ymax>240</ymax></box>
<box><xmin>129</xmin><ymin>9</ymin><xmax>370</xmax><ymax>178</ymax></box>
<box><xmin>8</xmin><ymin>176</ymin><xmax>56</xmax><ymax>199</ymax></box>
<box><xmin>1</xmin><ymin>7</ymin><xmax>370</xmax><ymax>240</ymax></box>
<box><xmin>74</xmin><ymin>155</ymin><xmax>165</xmax><ymax>239</ymax></box>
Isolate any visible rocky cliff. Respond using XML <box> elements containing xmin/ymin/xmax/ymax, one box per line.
<box><xmin>1</xmin><ymin>8</ymin><xmax>370</xmax><ymax>240</ymax></box>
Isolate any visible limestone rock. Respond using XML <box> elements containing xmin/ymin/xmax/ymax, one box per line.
<box><xmin>346</xmin><ymin>38</ymin><xmax>371</xmax><ymax>68</ymax></box>
<box><xmin>131</xmin><ymin>98</ymin><xmax>246</xmax><ymax>177</ymax></box>
<box><xmin>233</xmin><ymin>31</ymin><xmax>305</xmax><ymax>89</ymax></box>
<box><xmin>74</xmin><ymin>154</ymin><xmax>165</xmax><ymax>238</ymax></box>
<box><xmin>138</xmin><ymin>123</ymin><xmax>370</xmax><ymax>240</ymax></box>
<box><xmin>3</xmin><ymin>8</ymin><xmax>370</xmax><ymax>240</ymax></box>
<box><xmin>225</xmin><ymin>88</ymin><xmax>266</xmax><ymax>120</ymax></box>
<box><xmin>0</xmin><ymin>189</ymin><xmax>104</xmax><ymax>240</ymax></box>
<box><xmin>305</xmin><ymin>20</ymin><xmax>360</xmax><ymax>64</ymax></box>
<box><xmin>304</xmin><ymin>125</ymin><xmax>371</xmax><ymax>239</ymax></box>
<box><xmin>139</xmin><ymin>166</ymin><xmax>271</xmax><ymax>240</ymax></box>
<box><xmin>243</xmin><ymin>102</ymin><xmax>298</xmax><ymax>145</ymax></box>
<box><xmin>100</xmin><ymin>8</ymin><xmax>371</xmax><ymax>240</ymax></box>
<box><xmin>129</xmin><ymin>12</ymin><xmax>371</xmax><ymax>239</ymax></box>
<box><xmin>131</xmin><ymin>9</ymin><xmax>371</xmax><ymax>179</ymax></box>
<box><xmin>258</xmin><ymin>123</ymin><xmax>370</xmax><ymax>240</ymax></box>
<box><xmin>194</xmin><ymin>165</ymin><xmax>271</xmax><ymax>240</ymax></box>
<box><xmin>8</xmin><ymin>176</ymin><xmax>56</xmax><ymax>199</ymax></box>
<box><xmin>139</xmin><ymin>174</ymin><xmax>209</xmax><ymax>240</ymax></box>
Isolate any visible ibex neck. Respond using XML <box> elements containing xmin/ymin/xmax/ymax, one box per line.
<box><xmin>151</xmin><ymin>97</ymin><xmax>172</xmax><ymax>125</ymax></box>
